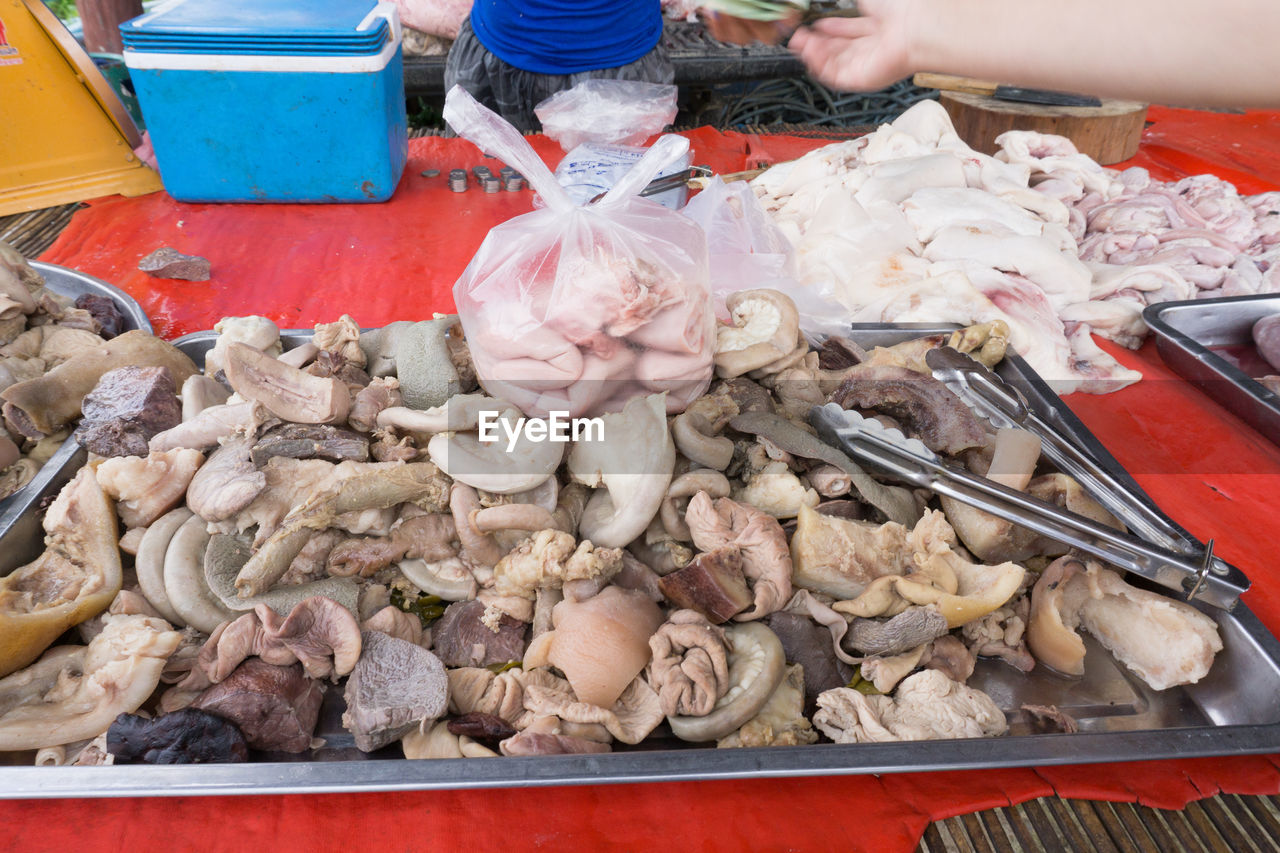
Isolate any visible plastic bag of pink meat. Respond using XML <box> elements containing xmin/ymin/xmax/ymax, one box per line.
<box><xmin>442</xmin><ymin>85</ymin><xmax>715</xmax><ymax>418</ymax></box>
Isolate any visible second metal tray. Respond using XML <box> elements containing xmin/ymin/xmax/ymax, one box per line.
<box><xmin>1144</xmin><ymin>293</ymin><xmax>1280</xmax><ymax>444</ymax></box>
<box><xmin>0</xmin><ymin>262</ymin><xmax>152</xmax><ymax>531</ymax></box>
<box><xmin>2</xmin><ymin>323</ymin><xmax>1279</xmax><ymax>797</ymax></box>
<box><xmin>29</xmin><ymin>261</ymin><xmax>152</xmax><ymax>335</ymax></box>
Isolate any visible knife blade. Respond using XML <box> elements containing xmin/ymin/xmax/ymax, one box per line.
<box><xmin>992</xmin><ymin>86</ymin><xmax>1103</xmax><ymax>108</ymax></box>
<box><xmin>913</xmin><ymin>73</ymin><xmax>1102</xmax><ymax>108</ymax></box>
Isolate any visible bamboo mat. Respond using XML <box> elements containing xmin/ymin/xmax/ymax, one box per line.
<box><xmin>5</xmin><ymin>201</ymin><xmax>1280</xmax><ymax>852</ymax></box>
<box><xmin>920</xmin><ymin>794</ymin><xmax>1280</xmax><ymax>852</ymax></box>
<box><xmin>0</xmin><ymin>202</ymin><xmax>82</xmax><ymax>258</ymax></box>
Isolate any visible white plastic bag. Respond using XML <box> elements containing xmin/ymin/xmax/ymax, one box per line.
<box><xmin>443</xmin><ymin>86</ymin><xmax>714</xmax><ymax>418</ymax></box>
<box><xmin>555</xmin><ymin>142</ymin><xmax>692</xmax><ymax>209</ymax></box>
<box><xmin>535</xmin><ymin>79</ymin><xmax>678</xmax><ymax>153</ymax></box>
<box><xmin>682</xmin><ymin>177</ymin><xmax>852</xmax><ymax>338</ymax></box>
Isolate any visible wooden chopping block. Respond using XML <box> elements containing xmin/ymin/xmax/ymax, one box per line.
<box><xmin>938</xmin><ymin>91</ymin><xmax>1148</xmax><ymax>165</ymax></box>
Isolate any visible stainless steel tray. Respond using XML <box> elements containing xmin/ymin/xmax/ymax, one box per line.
<box><xmin>1144</xmin><ymin>294</ymin><xmax>1280</xmax><ymax>444</ymax></box>
<box><xmin>3</xmin><ymin>323</ymin><xmax>1279</xmax><ymax>798</ymax></box>
<box><xmin>0</xmin><ymin>263</ymin><xmax>152</xmax><ymax>529</ymax></box>
<box><xmin>29</xmin><ymin>261</ymin><xmax>153</xmax><ymax>335</ymax></box>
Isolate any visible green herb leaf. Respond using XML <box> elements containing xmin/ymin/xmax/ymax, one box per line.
<box><xmin>486</xmin><ymin>661</ymin><xmax>523</xmax><ymax>674</ymax></box>
<box><xmin>390</xmin><ymin>588</ymin><xmax>446</xmax><ymax>628</ymax></box>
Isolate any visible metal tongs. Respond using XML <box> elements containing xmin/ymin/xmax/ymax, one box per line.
<box><xmin>925</xmin><ymin>346</ymin><xmax>1193</xmax><ymax>553</ymax></box>
<box><xmin>809</xmin><ymin>402</ymin><xmax>1251</xmax><ymax>611</ymax></box>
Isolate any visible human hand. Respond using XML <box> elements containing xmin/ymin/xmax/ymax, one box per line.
<box><xmin>788</xmin><ymin>0</ymin><xmax>916</xmax><ymax>92</ymax></box>
<box><xmin>132</xmin><ymin>130</ymin><xmax>158</xmax><ymax>171</ymax></box>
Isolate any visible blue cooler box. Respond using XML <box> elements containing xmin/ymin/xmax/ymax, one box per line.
<box><xmin>121</xmin><ymin>0</ymin><xmax>407</xmax><ymax>203</ymax></box>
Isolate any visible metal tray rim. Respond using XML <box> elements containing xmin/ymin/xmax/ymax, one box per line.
<box><xmin>6</xmin><ymin>713</ymin><xmax>1280</xmax><ymax>799</ymax></box>
<box><xmin>28</xmin><ymin>261</ymin><xmax>153</xmax><ymax>336</ymax></box>
<box><xmin>1143</xmin><ymin>294</ymin><xmax>1280</xmax><ymax>435</ymax></box>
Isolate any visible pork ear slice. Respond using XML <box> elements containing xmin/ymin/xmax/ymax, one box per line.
<box><xmin>0</xmin><ymin>615</ymin><xmax>181</xmax><ymax>750</ymax></box>
<box><xmin>1027</xmin><ymin>557</ymin><xmax>1223</xmax><ymax>690</ymax></box>
<box><xmin>522</xmin><ymin>586</ymin><xmax>664</xmax><ymax>709</ymax></box>
<box><xmin>0</xmin><ymin>467</ymin><xmax>123</xmax><ymax>677</ymax></box>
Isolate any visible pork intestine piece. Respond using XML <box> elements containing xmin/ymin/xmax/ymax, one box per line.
<box><xmin>685</xmin><ymin>492</ymin><xmax>793</xmax><ymax>621</ymax></box>
<box><xmin>646</xmin><ymin>609</ymin><xmax>731</xmax><ymax>717</ymax></box>
<box><xmin>446</xmin><ymin>666</ymin><xmax>568</xmax><ymax>729</ymax></box>
<box><xmin>521</xmin><ymin>676</ymin><xmax>664</xmax><ymax>745</ymax></box>
<box><xmin>716</xmin><ymin>663</ymin><xmax>817</xmax><ymax>749</ymax></box>
<box><xmin>0</xmin><ymin>467</ymin><xmax>122</xmax><ymax>677</ymax></box>
<box><xmin>95</xmin><ymin>447</ymin><xmax>204</xmax><ymax>528</ymax></box>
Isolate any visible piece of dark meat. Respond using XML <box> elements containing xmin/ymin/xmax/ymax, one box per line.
<box><xmin>921</xmin><ymin>635</ymin><xmax>977</xmax><ymax>684</ymax></box>
<box><xmin>430</xmin><ymin>599</ymin><xmax>529</xmax><ymax>668</ymax></box>
<box><xmin>714</xmin><ymin>377</ymin><xmax>775</xmax><ymax>415</ymax></box>
<box><xmin>74</xmin><ymin>294</ymin><xmax>125</xmax><ymax>339</ymax></box>
<box><xmin>107</xmin><ymin>708</ymin><xmax>248</xmax><ymax>764</ymax></box>
<box><xmin>657</xmin><ymin>547</ymin><xmax>751</xmax><ymax>624</ymax></box>
<box><xmin>193</xmin><ymin>659</ymin><xmax>324</xmax><ymax>753</ymax></box>
<box><xmin>829</xmin><ymin>364</ymin><xmax>988</xmax><ymax>455</ymax></box>
<box><xmin>447</xmin><ymin>712</ymin><xmax>517</xmax><ymax>748</ymax></box>
<box><xmin>77</xmin><ymin>365</ymin><xmax>182</xmax><ymax>457</ymax></box>
<box><xmin>138</xmin><ymin>247</ymin><xmax>211</xmax><ymax>281</ymax></box>
<box><xmin>817</xmin><ymin>336</ymin><xmax>868</xmax><ymax>370</ymax></box>
<box><xmin>251</xmin><ymin>423</ymin><xmax>370</xmax><ymax>466</ymax></box>
<box><xmin>610</xmin><ymin>551</ymin><xmax>665</xmax><ymax>603</ymax></box>
<box><xmin>763</xmin><ymin>610</ymin><xmax>854</xmax><ymax>715</ymax></box>
<box><xmin>306</xmin><ymin>351</ymin><xmax>371</xmax><ymax>389</ymax></box>
<box><xmin>781</xmin><ymin>499</ymin><xmax>867</xmax><ymax>537</ymax></box>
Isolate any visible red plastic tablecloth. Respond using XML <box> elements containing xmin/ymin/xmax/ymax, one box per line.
<box><xmin>11</xmin><ymin>106</ymin><xmax>1280</xmax><ymax>852</ymax></box>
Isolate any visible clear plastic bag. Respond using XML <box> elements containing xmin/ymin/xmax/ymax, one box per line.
<box><xmin>554</xmin><ymin>141</ymin><xmax>692</xmax><ymax>209</ymax></box>
<box><xmin>443</xmin><ymin>85</ymin><xmax>714</xmax><ymax>418</ymax></box>
<box><xmin>681</xmin><ymin>177</ymin><xmax>853</xmax><ymax>338</ymax></box>
<box><xmin>534</xmin><ymin>79</ymin><xmax>678</xmax><ymax>153</ymax></box>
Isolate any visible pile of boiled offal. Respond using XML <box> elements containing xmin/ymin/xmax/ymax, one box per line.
<box><xmin>0</xmin><ymin>283</ymin><xmax>1221</xmax><ymax>764</ymax></box>
<box><xmin>752</xmin><ymin>100</ymin><xmax>1280</xmax><ymax>393</ymax></box>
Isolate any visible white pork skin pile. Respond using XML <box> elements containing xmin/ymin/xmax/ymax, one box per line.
<box><xmin>750</xmin><ymin>100</ymin><xmax>1280</xmax><ymax>394</ymax></box>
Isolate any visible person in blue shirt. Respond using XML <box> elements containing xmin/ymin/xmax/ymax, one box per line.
<box><xmin>445</xmin><ymin>0</ymin><xmax>672</xmax><ymax>131</ymax></box>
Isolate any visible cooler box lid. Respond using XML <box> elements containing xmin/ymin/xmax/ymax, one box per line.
<box><xmin>120</xmin><ymin>0</ymin><xmax>390</xmax><ymax>55</ymax></box>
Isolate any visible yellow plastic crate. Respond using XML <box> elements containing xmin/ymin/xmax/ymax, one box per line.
<box><xmin>0</xmin><ymin>0</ymin><xmax>161</xmax><ymax>216</ymax></box>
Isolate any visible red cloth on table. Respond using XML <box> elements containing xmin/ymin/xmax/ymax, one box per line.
<box><xmin>11</xmin><ymin>106</ymin><xmax>1280</xmax><ymax>853</ymax></box>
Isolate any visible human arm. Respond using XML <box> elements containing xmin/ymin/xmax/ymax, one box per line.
<box><xmin>789</xmin><ymin>0</ymin><xmax>1280</xmax><ymax>108</ymax></box>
